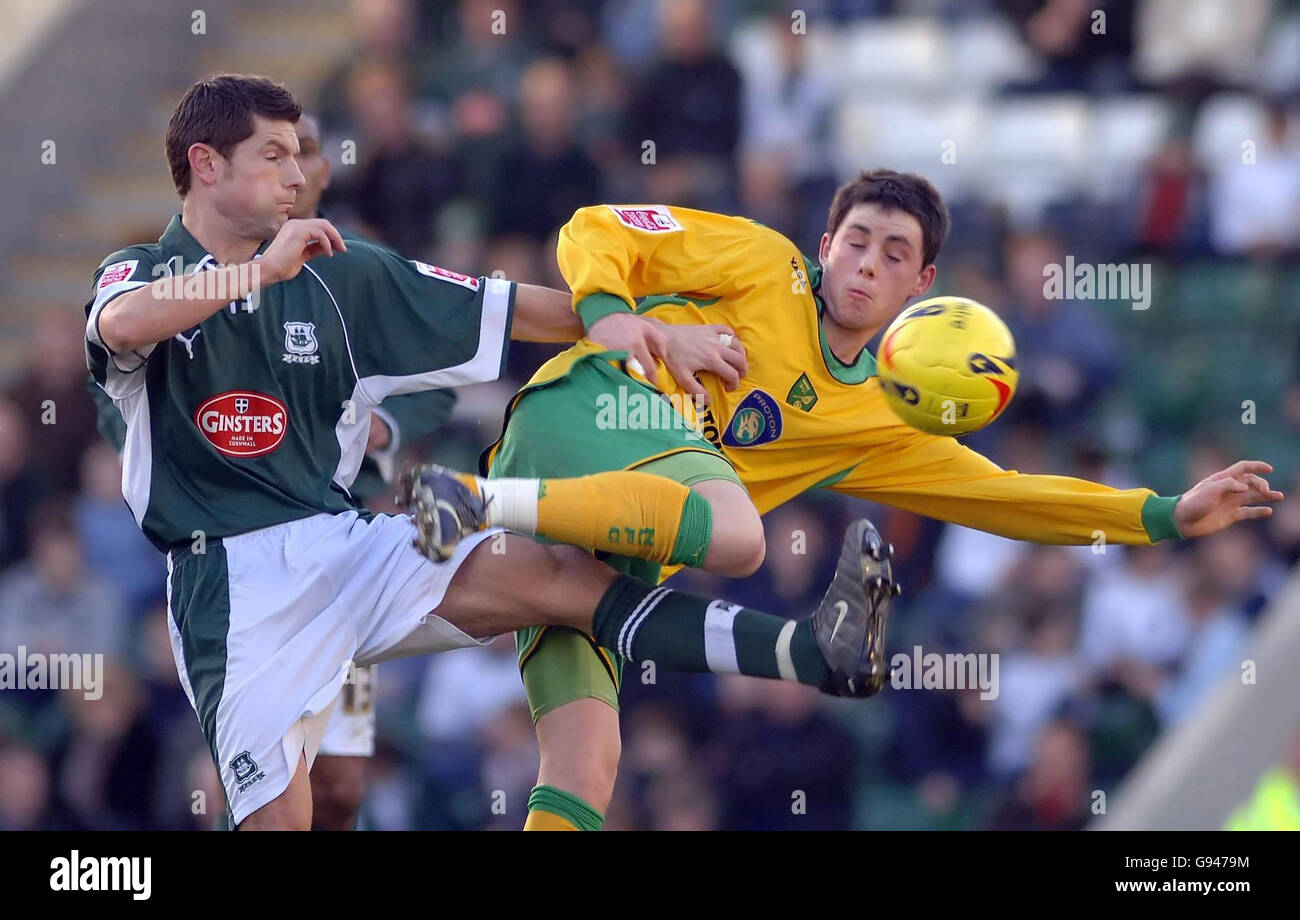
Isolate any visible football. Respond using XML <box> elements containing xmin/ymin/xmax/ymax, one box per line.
<box><xmin>876</xmin><ymin>296</ymin><xmax>1019</xmax><ymax>436</ymax></box>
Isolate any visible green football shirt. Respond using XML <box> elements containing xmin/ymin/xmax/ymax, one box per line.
<box><xmin>85</xmin><ymin>214</ymin><xmax>514</xmax><ymax>552</ymax></box>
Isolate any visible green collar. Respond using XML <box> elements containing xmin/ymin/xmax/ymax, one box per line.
<box><xmin>803</xmin><ymin>254</ymin><xmax>876</xmax><ymax>385</ymax></box>
<box><xmin>160</xmin><ymin>213</ymin><xmax>273</xmax><ymax>266</ymax></box>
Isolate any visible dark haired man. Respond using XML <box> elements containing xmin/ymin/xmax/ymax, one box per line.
<box><xmin>84</xmin><ymin>74</ymin><xmax>899</xmax><ymax>830</ymax></box>
<box><xmin>407</xmin><ymin>171</ymin><xmax>1284</xmax><ymax>830</ymax></box>
<box><xmin>291</xmin><ymin>111</ymin><xmax>456</xmax><ymax>831</ymax></box>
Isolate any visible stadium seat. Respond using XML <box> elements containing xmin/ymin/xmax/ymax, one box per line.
<box><xmin>985</xmin><ymin>96</ymin><xmax>1091</xmax><ymax>172</ymax></box>
<box><xmin>1089</xmin><ymin>96</ymin><xmax>1173</xmax><ymax>197</ymax></box>
<box><xmin>982</xmin><ymin>97</ymin><xmax>1092</xmax><ymax>216</ymax></box>
<box><xmin>946</xmin><ymin>17</ymin><xmax>1041</xmax><ymax>91</ymax></box>
<box><xmin>835</xmin><ymin>96</ymin><xmax>985</xmax><ymax>186</ymax></box>
<box><xmin>1192</xmin><ymin>94</ymin><xmax>1269</xmax><ymax>167</ymax></box>
<box><xmin>837</xmin><ymin>19</ymin><xmax>947</xmax><ymax>94</ymax></box>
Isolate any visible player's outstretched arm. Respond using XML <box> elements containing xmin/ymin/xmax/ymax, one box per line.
<box><xmin>827</xmin><ymin>430</ymin><xmax>1282</xmax><ymax>545</ymax></box>
<box><xmin>510</xmin><ymin>283</ymin><xmax>585</xmax><ymax>342</ymax></box>
<box><xmin>509</xmin><ymin>283</ymin><xmax>671</xmax><ymax>377</ymax></box>
<box><xmin>510</xmin><ymin>284</ymin><xmax>747</xmax><ymax>393</ymax></box>
<box><xmin>97</xmin><ymin>218</ymin><xmax>344</xmax><ymax>355</ymax></box>
<box><xmin>1170</xmin><ymin>460</ymin><xmax>1284</xmax><ymax>537</ymax></box>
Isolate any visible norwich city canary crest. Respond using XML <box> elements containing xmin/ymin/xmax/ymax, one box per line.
<box><xmin>785</xmin><ymin>373</ymin><xmax>818</xmax><ymax>412</ymax></box>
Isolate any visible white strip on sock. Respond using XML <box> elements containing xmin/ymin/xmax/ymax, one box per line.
<box><xmin>774</xmin><ymin>619</ymin><xmax>798</xmax><ymax>681</ymax></box>
<box><xmin>703</xmin><ymin>600</ymin><xmax>742</xmax><ymax>674</ymax></box>
<box><xmin>478</xmin><ymin>478</ymin><xmax>540</xmax><ymax>533</ymax></box>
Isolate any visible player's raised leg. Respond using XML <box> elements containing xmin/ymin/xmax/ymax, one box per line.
<box><xmin>430</xmin><ymin>523</ymin><xmax>896</xmax><ymax>696</ymax></box>
<box><xmin>514</xmin><ymin>518</ymin><xmax>898</xmax><ymax>830</ymax></box>
<box><xmin>401</xmin><ymin>464</ymin><xmax>766</xmax><ymax>576</ymax></box>
<box><xmin>429</xmin><ymin>522</ymin><xmax>899</xmax><ymax>833</ymax></box>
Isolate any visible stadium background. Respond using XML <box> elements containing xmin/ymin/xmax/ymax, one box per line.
<box><xmin>1</xmin><ymin>0</ymin><xmax>1299</xmax><ymax>830</ymax></box>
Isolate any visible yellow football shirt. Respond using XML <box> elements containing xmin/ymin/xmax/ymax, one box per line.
<box><xmin>525</xmin><ymin>203</ymin><xmax>1181</xmax><ymax>546</ymax></box>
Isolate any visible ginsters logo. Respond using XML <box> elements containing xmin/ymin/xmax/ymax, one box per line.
<box><xmin>194</xmin><ymin>391</ymin><xmax>288</xmax><ymax>458</ymax></box>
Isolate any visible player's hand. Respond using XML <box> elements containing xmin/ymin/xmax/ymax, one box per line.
<box><xmin>655</xmin><ymin>322</ymin><xmax>748</xmax><ymax>401</ymax></box>
<box><xmin>260</xmin><ymin>218</ymin><xmax>347</xmax><ymax>285</ymax></box>
<box><xmin>1172</xmin><ymin>460</ymin><xmax>1284</xmax><ymax>538</ymax></box>
<box><xmin>367</xmin><ymin>415</ymin><xmax>392</xmax><ymax>453</ymax></box>
<box><xmin>587</xmin><ymin>312</ymin><xmax>669</xmax><ymax>387</ymax></box>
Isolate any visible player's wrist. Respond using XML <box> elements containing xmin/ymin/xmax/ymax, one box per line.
<box><xmin>577</xmin><ymin>292</ymin><xmax>634</xmax><ymax>333</ymax></box>
<box><xmin>1143</xmin><ymin>493</ymin><xmax>1185</xmax><ymax>542</ymax></box>
<box><xmin>252</xmin><ymin>258</ymin><xmax>283</xmax><ymax>289</ymax></box>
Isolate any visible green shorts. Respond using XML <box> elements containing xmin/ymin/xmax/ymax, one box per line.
<box><xmin>486</xmin><ymin>352</ymin><xmax>741</xmax><ymax>722</ymax></box>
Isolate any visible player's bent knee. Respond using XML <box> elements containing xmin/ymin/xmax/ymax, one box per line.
<box><xmin>733</xmin><ymin>522</ymin><xmax>767</xmax><ymax>576</ymax></box>
<box><xmin>695</xmin><ymin>481</ymin><xmax>766</xmax><ymax>577</ymax></box>
<box><xmin>706</xmin><ymin>515</ymin><xmax>766</xmax><ymax>577</ymax></box>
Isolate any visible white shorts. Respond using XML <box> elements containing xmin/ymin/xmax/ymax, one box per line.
<box><xmin>164</xmin><ymin>510</ymin><xmax>499</xmax><ymax>825</ymax></box>
<box><xmin>318</xmin><ymin>664</ymin><xmax>377</xmax><ymax>759</ymax></box>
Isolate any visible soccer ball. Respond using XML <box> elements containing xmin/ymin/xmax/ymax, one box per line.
<box><xmin>876</xmin><ymin>296</ymin><xmax>1018</xmax><ymax>436</ymax></box>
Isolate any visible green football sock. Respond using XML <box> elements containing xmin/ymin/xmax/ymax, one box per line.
<box><xmin>590</xmin><ymin>575</ymin><xmax>830</xmax><ymax>686</ymax></box>
<box><xmin>527</xmin><ymin>784</ymin><xmax>605</xmax><ymax>831</ymax></box>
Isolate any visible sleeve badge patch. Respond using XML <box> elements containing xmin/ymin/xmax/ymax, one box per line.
<box><xmin>413</xmin><ymin>261</ymin><xmax>480</xmax><ymax>290</ymax></box>
<box><xmin>98</xmin><ymin>259</ymin><xmax>140</xmax><ymax>288</ymax></box>
<box><xmin>609</xmin><ymin>205</ymin><xmax>682</xmax><ymax>233</ymax></box>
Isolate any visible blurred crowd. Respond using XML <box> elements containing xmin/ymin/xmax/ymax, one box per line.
<box><xmin>3</xmin><ymin>0</ymin><xmax>1300</xmax><ymax>830</ymax></box>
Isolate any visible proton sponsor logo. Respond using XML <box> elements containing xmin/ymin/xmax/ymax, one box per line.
<box><xmin>195</xmin><ymin>391</ymin><xmax>288</xmax><ymax>458</ymax></box>
<box><xmin>722</xmin><ymin>389</ymin><xmax>783</xmax><ymax>447</ymax></box>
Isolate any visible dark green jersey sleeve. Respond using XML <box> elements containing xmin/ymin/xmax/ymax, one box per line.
<box><xmin>84</xmin><ymin>247</ymin><xmax>165</xmax><ymax>396</ymax></box>
<box><xmin>305</xmin><ymin>241</ymin><xmax>515</xmax><ymax>406</ymax></box>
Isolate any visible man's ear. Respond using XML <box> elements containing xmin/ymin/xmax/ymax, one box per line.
<box><xmin>187</xmin><ymin>143</ymin><xmax>221</xmax><ymax>188</ymax></box>
<box><xmin>817</xmin><ymin>231</ymin><xmax>831</xmax><ymax>265</ymax></box>
<box><xmin>911</xmin><ymin>264</ymin><xmax>937</xmax><ymax>297</ymax></box>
